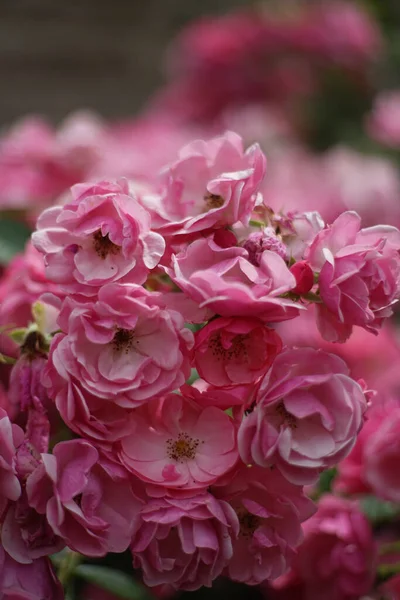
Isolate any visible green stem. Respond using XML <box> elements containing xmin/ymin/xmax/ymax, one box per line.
<box><xmin>57</xmin><ymin>550</ymin><xmax>81</xmax><ymax>588</ymax></box>
<box><xmin>380</xmin><ymin>540</ymin><xmax>400</xmax><ymax>556</ymax></box>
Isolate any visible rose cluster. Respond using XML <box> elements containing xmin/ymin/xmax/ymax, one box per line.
<box><xmin>1</xmin><ymin>130</ymin><xmax>399</xmax><ymax>598</ymax></box>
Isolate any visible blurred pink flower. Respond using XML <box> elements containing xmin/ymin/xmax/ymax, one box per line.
<box><xmin>367</xmin><ymin>90</ymin><xmax>400</xmax><ymax>148</ymax></box>
<box><xmin>271</xmin><ymin>495</ymin><xmax>377</xmax><ymax>600</ymax></box>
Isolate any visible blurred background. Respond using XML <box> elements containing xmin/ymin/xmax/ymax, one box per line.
<box><xmin>0</xmin><ymin>0</ymin><xmax>247</xmax><ymax>125</ymax></box>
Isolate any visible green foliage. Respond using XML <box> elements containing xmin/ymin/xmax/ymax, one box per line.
<box><xmin>0</xmin><ymin>218</ymin><xmax>31</xmax><ymax>265</ymax></box>
<box><xmin>360</xmin><ymin>495</ymin><xmax>400</xmax><ymax>525</ymax></box>
<box><xmin>74</xmin><ymin>565</ymin><xmax>153</xmax><ymax>600</ymax></box>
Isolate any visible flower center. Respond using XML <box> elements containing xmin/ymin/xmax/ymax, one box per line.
<box><xmin>276</xmin><ymin>401</ymin><xmax>297</xmax><ymax>429</ymax></box>
<box><xmin>92</xmin><ymin>230</ymin><xmax>121</xmax><ymax>259</ymax></box>
<box><xmin>112</xmin><ymin>328</ymin><xmax>135</xmax><ymax>354</ymax></box>
<box><xmin>204</xmin><ymin>192</ymin><xmax>224</xmax><ymax>210</ymax></box>
<box><xmin>166</xmin><ymin>432</ymin><xmax>201</xmax><ymax>463</ymax></box>
<box><xmin>208</xmin><ymin>332</ymin><xmax>248</xmax><ymax>361</ymax></box>
<box><xmin>236</xmin><ymin>507</ymin><xmax>261</xmax><ymax>538</ymax></box>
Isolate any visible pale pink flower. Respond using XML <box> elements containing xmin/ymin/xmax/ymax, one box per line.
<box><xmin>120</xmin><ymin>393</ymin><xmax>238</xmax><ymax>489</ymax></box>
<box><xmin>0</xmin><ymin>408</ymin><xmax>24</xmax><ymax>503</ymax></box>
<box><xmin>27</xmin><ymin>439</ymin><xmax>140</xmax><ymax>557</ymax></box>
<box><xmin>367</xmin><ymin>90</ymin><xmax>400</xmax><ymax>149</ymax></box>
<box><xmin>32</xmin><ymin>179</ymin><xmax>165</xmax><ymax>296</ymax></box>
<box><xmin>192</xmin><ymin>317</ymin><xmax>282</xmax><ymax>387</ymax></box>
<box><xmin>238</xmin><ymin>348</ymin><xmax>367</xmax><ymax>484</ymax></box>
<box><xmin>215</xmin><ymin>465</ymin><xmax>315</xmax><ymax>585</ymax></box>
<box><xmin>307</xmin><ymin>211</ymin><xmax>400</xmax><ymax>341</ymax></box>
<box><xmin>143</xmin><ymin>131</ymin><xmax>266</xmax><ymax>236</ymax></box>
<box><xmin>0</xmin><ymin>543</ymin><xmax>63</xmax><ymax>600</ymax></box>
<box><xmin>167</xmin><ymin>235</ymin><xmax>302</xmax><ymax>322</ymax></box>
<box><xmin>43</xmin><ymin>283</ymin><xmax>193</xmax><ymax>408</ymax></box>
<box><xmin>271</xmin><ymin>495</ymin><xmax>377</xmax><ymax>600</ymax></box>
<box><xmin>130</xmin><ymin>492</ymin><xmax>239</xmax><ymax>590</ymax></box>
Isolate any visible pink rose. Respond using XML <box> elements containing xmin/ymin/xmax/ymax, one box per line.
<box><xmin>120</xmin><ymin>393</ymin><xmax>238</xmax><ymax>490</ymax></box>
<box><xmin>167</xmin><ymin>235</ymin><xmax>302</xmax><ymax>322</ymax></box>
<box><xmin>146</xmin><ymin>131</ymin><xmax>266</xmax><ymax>237</ymax></box>
<box><xmin>32</xmin><ymin>179</ymin><xmax>165</xmax><ymax>296</ymax></box>
<box><xmin>130</xmin><ymin>492</ymin><xmax>239</xmax><ymax>590</ymax></box>
<box><xmin>26</xmin><ymin>439</ymin><xmax>140</xmax><ymax>556</ymax></box>
<box><xmin>192</xmin><ymin>317</ymin><xmax>282</xmax><ymax>387</ymax></box>
<box><xmin>0</xmin><ymin>543</ymin><xmax>63</xmax><ymax>600</ymax></box>
<box><xmin>271</xmin><ymin>495</ymin><xmax>377</xmax><ymax>600</ymax></box>
<box><xmin>44</xmin><ymin>283</ymin><xmax>193</xmax><ymax>408</ymax></box>
<box><xmin>238</xmin><ymin>348</ymin><xmax>366</xmax><ymax>484</ymax></box>
<box><xmin>307</xmin><ymin>211</ymin><xmax>400</xmax><ymax>341</ymax></box>
<box><xmin>215</xmin><ymin>465</ymin><xmax>315</xmax><ymax>585</ymax></box>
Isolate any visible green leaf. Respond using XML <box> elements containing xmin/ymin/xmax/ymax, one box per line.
<box><xmin>74</xmin><ymin>565</ymin><xmax>152</xmax><ymax>600</ymax></box>
<box><xmin>0</xmin><ymin>219</ymin><xmax>31</xmax><ymax>264</ymax></box>
<box><xmin>360</xmin><ymin>495</ymin><xmax>400</xmax><ymax>525</ymax></box>
<box><xmin>186</xmin><ymin>368</ymin><xmax>199</xmax><ymax>385</ymax></box>
<box><xmin>317</xmin><ymin>468</ymin><xmax>337</xmax><ymax>495</ymax></box>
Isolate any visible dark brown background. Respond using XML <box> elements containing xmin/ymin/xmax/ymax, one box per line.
<box><xmin>0</xmin><ymin>0</ymin><xmax>248</xmax><ymax>126</ymax></box>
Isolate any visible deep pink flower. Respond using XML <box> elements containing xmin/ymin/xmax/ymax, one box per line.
<box><xmin>334</xmin><ymin>398</ymin><xmax>399</xmax><ymax>496</ymax></box>
<box><xmin>290</xmin><ymin>261</ymin><xmax>314</xmax><ymax>295</ymax></box>
<box><xmin>0</xmin><ymin>408</ymin><xmax>23</xmax><ymax>504</ymax></box>
<box><xmin>130</xmin><ymin>492</ymin><xmax>239</xmax><ymax>590</ymax></box>
<box><xmin>26</xmin><ymin>439</ymin><xmax>140</xmax><ymax>556</ymax></box>
<box><xmin>1</xmin><ymin>491</ymin><xmax>64</xmax><ymax>564</ymax></box>
<box><xmin>0</xmin><ymin>543</ymin><xmax>63</xmax><ymax>600</ymax></box>
<box><xmin>215</xmin><ymin>465</ymin><xmax>315</xmax><ymax>585</ymax></box>
<box><xmin>167</xmin><ymin>235</ymin><xmax>302</xmax><ymax>322</ymax></box>
<box><xmin>363</xmin><ymin>404</ymin><xmax>400</xmax><ymax>502</ymax></box>
<box><xmin>242</xmin><ymin>227</ymin><xmax>287</xmax><ymax>265</ymax></box>
<box><xmin>43</xmin><ymin>284</ymin><xmax>193</xmax><ymax>408</ymax></box>
<box><xmin>32</xmin><ymin>179</ymin><xmax>165</xmax><ymax>295</ymax></box>
<box><xmin>192</xmin><ymin>317</ymin><xmax>282</xmax><ymax>387</ymax></box>
<box><xmin>238</xmin><ymin>348</ymin><xmax>366</xmax><ymax>484</ymax></box>
<box><xmin>142</xmin><ymin>131</ymin><xmax>266</xmax><ymax>237</ymax></box>
<box><xmin>120</xmin><ymin>393</ymin><xmax>238</xmax><ymax>490</ymax></box>
<box><xmin>271</xmin><ymin>495</ymin><xmax>377</xmax><ymax>600</ymax></box>
<box><xmin>307</xmin><ymin>211</ymin><xmax>400</xmax><ymax>341</ymax></box>
<box><xmin>45</xmin><ymin>374</ymin><xmax>133</xmax><ymax>447</ymax></box>
<box><xmin>0</xmin><ymin>242</ymin><xmax>61</xmax><ymax>359</ymax></box>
